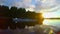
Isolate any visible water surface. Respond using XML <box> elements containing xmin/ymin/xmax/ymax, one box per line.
<box><xmin>43</xmin><ymin>19</ymin><xmax>60</xmax><ymax>27</ymax></box>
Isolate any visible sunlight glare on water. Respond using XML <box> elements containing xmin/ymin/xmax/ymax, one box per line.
<box><xmin>43</xmin><ymin>19</ymin><xmax>50</xmax><ymax>25</ymax></box>
<box><xmin>43</xmin><ymin>19</ymin><xmax>60</xmax><ymax>27</ymax></box>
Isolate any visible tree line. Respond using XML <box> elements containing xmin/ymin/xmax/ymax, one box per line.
<box><xmin>0</xmin><ymin>5</ymin><xmax>44</xmax><ymax>29</ymax></box>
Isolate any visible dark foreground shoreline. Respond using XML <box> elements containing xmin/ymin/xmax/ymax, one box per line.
<box><xmin>0</xmin><ymin>25</ymin><xmax>59</xmax><ymax>34</ymax></box>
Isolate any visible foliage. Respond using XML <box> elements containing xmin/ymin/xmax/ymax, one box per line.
<box><xmin>0</xmin><ymin>5</ymin><xmax>44</xmax><ymax>29</ymax></box>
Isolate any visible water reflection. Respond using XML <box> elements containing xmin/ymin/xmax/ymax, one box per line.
<box><xmin>0</xmin><ymin>19</ymin><xmax>59</xmax><ymax>34</ymax></box>
<box><xmin>43</xmin><ymin>19</ymin><xmax>60</xmax><ymax>27</ymax></box>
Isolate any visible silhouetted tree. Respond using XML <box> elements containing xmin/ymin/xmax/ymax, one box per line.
<box><xmin>17</xmin><ymin>8</ymin><xmax>26</xmax><ymax>18</ymax></box>
<box><xmin>0</xmin><ymin>5</ymin><xmax>9</xmax><ymax>17</ymax></box>
<box><xmin>0</xmin><ymin>5</ymin><xmax>44</xmax><ymax>29</ymax></box>
<box><xmin>0</xmin><ymin>5</ymin><xmax>10</xmax><ymax>29</ymax></box>
<box><xmin>9</xmin><ymin>6</ymin><xmax>17</xmax><ymax>18</ymax></box>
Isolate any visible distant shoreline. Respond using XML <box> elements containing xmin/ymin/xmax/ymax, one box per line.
<box><xmin>44</xmin><ymin>18</ymin><xmax>60</xmax><ymax>19</ymax></box>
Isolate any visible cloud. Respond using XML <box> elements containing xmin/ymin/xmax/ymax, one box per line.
<box><xmin>0</xmin><ymin>0</ymin><xmax>6</xmax><ymax>5</ymax></box>
<box><xmin>0</xmin><ymin>0</ymin><xmax>60</xmax><ymax>12</ymax></box>
<box><xmin>12</xmin><ymin>0</ymin><xmax>36</xmax><ymax>11</ymax></box>
<box><xmin>35</xmin><ymin>0</ymin><xmax>57</xmax><ymax>11</ymax></box>
<box><xmin>11</xmin><ymin>0</ymin><xmax>32</xmax><ymax>7</ymax></box>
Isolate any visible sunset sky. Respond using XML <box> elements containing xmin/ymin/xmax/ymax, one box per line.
<box><xmin>0</xmin><ymin>0</ymin><xmax>60</xmax><ymax>18</ymax></box>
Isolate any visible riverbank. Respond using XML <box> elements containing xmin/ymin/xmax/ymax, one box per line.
<box><xmin>0</xmin><ymin>25</ymin><xmax>58</xmax><ymax>34</ymax></box>
<box><xmin>0</xmin><ymin>25</ymin><xmax>57</xmax><ymax>34</ymax></box>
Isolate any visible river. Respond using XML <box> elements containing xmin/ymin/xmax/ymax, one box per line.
<box><xmin>43</xmin><ymin>19</ymin><xmax>60</xmax><ymax>28</ymax></box>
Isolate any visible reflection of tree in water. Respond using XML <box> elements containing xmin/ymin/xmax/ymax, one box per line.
<box><xmin>0</xmin><ymin>5</ymin><xmax>44</xmax><ymax>30</ymax></box>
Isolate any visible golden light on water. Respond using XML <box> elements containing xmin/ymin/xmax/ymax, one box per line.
<box><xmin>43</xmin><ymin>20</ymin><xmax>49</xmax><ymax>25</ymax></box>
<box><xmin>42</xmin><ymin>12</ymin><xmax>55</xmax><ymax>25</ymax></box>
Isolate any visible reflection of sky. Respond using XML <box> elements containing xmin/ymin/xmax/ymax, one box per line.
<box><xmin>0</xmin><ymin>0</ymin><xmax>60</xmax><ymax>17</ymax></box>
<box><xmin>43</xmin><ymin>19</ymin><xmax>60</xmax><ymax>27</ymax></box>
<box><xmin>13</xmin><ymin>18</ymin><xmax>36</xmax><ymax>22</ymax></box>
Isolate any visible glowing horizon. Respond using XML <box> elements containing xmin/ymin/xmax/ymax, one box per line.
<box><xmin>42</xmin><ymin>12</ymin><xmax>60</xmax><ymax>18</ymax></box>
<box><xmin>0</xmin><ymin>0</ymin><xmax>60</xmax><ymax>18</ymax></box>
